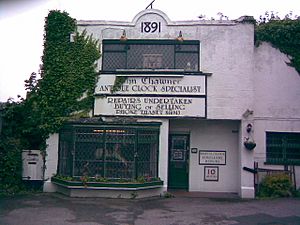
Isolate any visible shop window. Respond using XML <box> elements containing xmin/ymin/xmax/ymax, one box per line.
<box><xmin>266</xmin><ymin>132</ymin><xmax>300</xmax><ymax>165</ymax></box>
<box><xmin>102</xmin><ymin>39</ymin><xmax>200</xmax><ymax>72</ymax></box>
<box><xmin>58</xmin><ymin>124</ymin><xmax>160</xmax><ymax>179</ymax></box>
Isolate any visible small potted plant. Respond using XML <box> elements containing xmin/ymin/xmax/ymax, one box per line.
<box><xmin>244</xmin><ymin>137</ymin><xmax>256</xmax><ymax>150</ymax></box>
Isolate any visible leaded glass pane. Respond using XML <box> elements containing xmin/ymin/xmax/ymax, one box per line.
<box><xmin>101</xmin><ymin>40</ymin><xmax>200</xmax><ymax>71</ymax></box>
<box><xmin>58</xmin><ymin>124</ymin><xmax>160</xmax><ymax>179</ymax></box>
<box><xmin>266</xmin><ymin>132</ymin><xmax>300</xmax><ymax>165</ymax></box>
<box><xmin>102</xmin><ymin>52</ymin><xmax>126</xmax><ymax>71</ymax></box>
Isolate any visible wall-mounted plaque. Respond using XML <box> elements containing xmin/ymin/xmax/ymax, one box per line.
<box><xmin>204</xmin><ymin>166</ymin><xmax>219</xmax><ymax>181</ymax></box>
<box><xmin>191</xmin><ymin>148</ymin><xmax>198</xmax><ymax>154</ymax></box>
<box><xmin>199</xmin><ymin>150</ymin><xmax>226</xmax><ymax>165</ymax></box>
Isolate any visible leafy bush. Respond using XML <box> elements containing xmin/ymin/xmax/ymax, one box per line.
<box><xmin>0</xmin><ymin>137</ymin><xmax>24</xmax><ymax>196</ymax></box>
<box><xmin>0</xmin><ymin>10</ymin><xmax>100</xmax><ymax>196</ymax></box>
<box><xmin>292</xmin><ymin>188</ymin><xmax>300</xmax><ymax>198</ymax></box>
<box><xmin>162</xmin><ymin>191</ymin><xmax>174</xmax><ymax>198</ymax></box>
<box><xmin>258</xmin><ymin>173</ymin><xmax>294</xmax><ymax>198</ymax></box>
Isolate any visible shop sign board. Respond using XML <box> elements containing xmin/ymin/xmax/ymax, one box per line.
<box><xmin>94</xmin><ymin>74</ymin><xmax>206</xmax><ymax>118</ymax></box>
<box><xmin>94</xmin><ymin>96</ymin><xmax>205</xmax><ymax>117</ymax></box>
<box><xmin>95</xmin><ymin>75</ymin><xmax>206</xmax><ymax>96</ymax></box>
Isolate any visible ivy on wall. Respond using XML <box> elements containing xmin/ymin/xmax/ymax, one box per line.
<box><xmin>36</xmin><ymin>10</ymin><xmax>100</xmax><ymax>137</ymax></box>
<box><xmin>1</xmin><ymin>10</ymin><xmax>299</xmax><ymax>195</ymax></box>
<box><xmin>0</xmin><ymin>10</ymin><xmax>100</xmax><ymax>194</ymax></box>
<box><xmin>255</xmin><ymin>17</ymin><xmax>300</xmax><ymax>74</ymax></box>
<box><xmin>111</xmin><ymin>76</ymin><xmax>127</xmax><ymax>93</ymax></box>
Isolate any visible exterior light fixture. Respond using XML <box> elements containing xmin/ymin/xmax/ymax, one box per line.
<box><xmin>176</xmin><ymin>31</ymin><xmax>184</xmax><ymax>42</ymax></box>
<box><xmin>120</xmin><ymin>30</ymin><xmax>127</xmax><ymax>41</ymax></box>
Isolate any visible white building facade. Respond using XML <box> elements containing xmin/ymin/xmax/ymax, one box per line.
<box><xmin>43</xmin><ymin>9</ymin><xmax>300</xmax><ymax>198</ymax></box>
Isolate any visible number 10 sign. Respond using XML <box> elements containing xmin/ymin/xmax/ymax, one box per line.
<box><xmin>204</xmin><ymin>166</ymin><xmax>219</xmax><ymax>181</ymax></box>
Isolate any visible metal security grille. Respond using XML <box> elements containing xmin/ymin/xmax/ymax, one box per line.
<box><xmin>102</xmin><ymin>39</ymin><xmax>200</xmax><ymax>72</ymax></box>
<box><xmin>58</xmin><ymin>128</ymin><xmax>73</xmax><ymax>177</ymax></box>
<box><xmin>266</xmin><ymin>132</ymin><xmax>300</xmax><ymax>165</ymax></box>
<box><xmin>136</xmin><ymin>129</ymin><xmax>159</xmax><ymax>178</ymax></box>
<box><xmin>58</xmin><ymin>124</ymin><xmax>160</xmax><ymax>179</ymax></box>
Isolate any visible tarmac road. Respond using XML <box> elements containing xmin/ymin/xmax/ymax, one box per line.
<box><xmin>0</xmin><ymin>193</ymin><xmax>300</xmax><ymax>225</ymax></box>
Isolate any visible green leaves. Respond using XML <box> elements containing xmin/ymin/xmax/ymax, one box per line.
<box><xmin>0</xmin><ymin>136</ymin><xmax>24</xmax><ymax>195</ymax></box>
<box><xmin>0</xmin><ymin>10</ymin><xmax>100</xmax><ymax>194</ymax></box>
<box><xmin>4</xmin><ymin>10</ymin><xmax>100</xmax><ymax>149</ymax></box>
<box><xmin>258</xmin><ymin>173</ymin><xmax>294</xmax><ymax>198</ymax></box>
<box><xmin>255</xmin><ymin>18</ymin><xmax>300</xmax><ymax>74</ymax></box>
<box><xmin>33</xmin><ymin>10</ymin><xmax>100</xmax><ymax>139</ymax></box>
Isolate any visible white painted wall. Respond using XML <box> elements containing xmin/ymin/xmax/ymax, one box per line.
<box><xmin>77</xmin><ymin>9</ymin><xmax>257</xmax><ymax>197</ymax></box>
<box><xmin>239</xmin><ymin>120</ymin><xmax>255</xmax><ymax>198</ymax></box>
<box><xmin>70</xmin><ymin>9</ymin><xmax>300</xmax><ymax>196</ymax></box>
<box><xmin>254</xmin><ymin>42</ymin><xmax>300</xmax><ymax>119</ymax></box>
<box><xmin>200</xmin><ymin>24</ymin><xmax>254</xmax><ymax>120</ymax></box>
<box><xmin>253</xmin><ymin>42</ymin><xmax>300</xmax><ymax>188</ymax></box>
<box><xmin>43</xmin><ymin>133</ymin><xmax>59</xmax><ymax>192</ymax></box>
<box><xmin>170</xmin><ymin>120</ymin><xmax>239</xmax><ymax>193</ymax></box>
<box><xmin>158</xmin><ymin>119</ymin><xmax>169</xmax><ymax>191</ymax></box>
<box><xmin>78</xmin><ymin>9</ymin><xmax>255</xmax><ymax>121</ymax></box>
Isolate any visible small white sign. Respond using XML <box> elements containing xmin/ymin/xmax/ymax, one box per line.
<box><xmin>199</xmin><ymin>151</ymin><xmax>226</xmax><ymax>165</ymax></box>
<box><xmin>204</xmin><ymin>166</ymin><xmax>219</xmax><ymax>181</ymax></box>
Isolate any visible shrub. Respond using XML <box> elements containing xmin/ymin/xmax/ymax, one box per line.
<box><xmin>292</xmin><ymin>188</ymin><xmax>300</xmax><ymax>198</ymax></box>
<box><xmin>162</xmin><ymin>191</ymin><xmax>174</xmax><ymax>198</ymax></box>
<box><xmin>0</xmin><ymin>137</ymin><xmax>24</xmax><ymax>196</ymax></box>
<box><xmin>0</xmin><ymin>10</ymin><xmax>100</xmax><ymax>196</ymax></box>
<box><xmin>258</xmin><ymin>173</ymin><xmax>294</xmax><ymax>198</ymax></box>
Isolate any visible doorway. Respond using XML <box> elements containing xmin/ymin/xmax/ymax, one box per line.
<box><xmin>168</xmin><ymin>134</ymin><xmax>190</xmax><ymax>189</ymax></box>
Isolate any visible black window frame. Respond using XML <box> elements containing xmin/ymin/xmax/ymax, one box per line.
<box><xmin>101</xmin><ymin>39</ymin><xmax>200</xmax><ymax>73</ymax></box>
<box><xmin>266</xmin><ymin>132</ymin><xmax>300</xmax><ymax>165</ymax></box>
<box><xmin>58</xmin><ymin>123</ymin><xmax>161</xmax><ymax>180</ymax></box>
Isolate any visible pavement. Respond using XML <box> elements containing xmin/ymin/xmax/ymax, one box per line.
<box><xmin>0</xmin><ymin>192</ymin><xmax>300</xmax><ymax>225</ymax></box>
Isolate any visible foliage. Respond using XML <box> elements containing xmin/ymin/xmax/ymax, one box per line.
<box><xmin>255</xmin><ymin>12</ymin><xmax>300</xmax><ymax>74</ymax></box>
<box><xmin>111</xmin><ymin>76</ymin><xmax>127</xmax><ymax>93</ymax></box>
<box><xmin>0</xmin><ymin>99</ymin><xmax>41</xmax><ymax>195</ymax></box>
<box><xmin>94</xmin><ymin>176</ymin><xmax>109</xmax><ymax>183</ymax></box>
<box><xmin>136</xmin><ymin>175</ymin><xmax>147</xmax><ymax>183</ymax></box>
<box><xmin>80</xmin><ymin>175</ymin><xmax>89</xmax><ymax>187</ymax></box>
<box><xmin>162</xmin><ymin>191</ymin><xmax>174</xmax><ymax>198</ymax></box>
<box><xmin>257</xmin><ymin>173</ymin><xmax>294</xmax><ymax>198</ymax></box>
<box><xmin>0</xmin><ymin>136</ymin><xmax>24</xmax><ymax>196</ymax></box>
<box><xmin>2</xmin><ymin>10</ymin><xmax>100</xmax><ymax>151</ymax></box>
<box><xmin>52</xmin><ymin>174</ymin><xmax>161</xmax><ymax>184</ymax></box>
<box><xmin>292</xmin><ymin>188</ymin><xmax>300</xmax><ymax>198</ymax></box>
<box><xmin>0</xmin><ymin>10</ymin><xmax>100</xmax><ymax>195</ymax></box>
<box><xmin>53</xmin><ymin>174</ymin><xmax>76</xmax><ymax>181</ymax></box>
<box><xmin>6</xmin><ymin>10</ymin><xmax>101</xmax><ymax>149</ymax></box>
<box><xmin>34</xmin><ymin>10</ymin><xmax>100</xmax><ymax>139</ymax></box>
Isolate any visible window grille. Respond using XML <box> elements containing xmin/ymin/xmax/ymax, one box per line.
<box><xmin>266</xmin><ymin>132</ymin><xmax>300</xmax><ymax>165</ymax></box>
<box><xmin>58</xmin><ymin>124</ymin><xmax>160</xmax><ymax>179</ymax></box>
<box><xmin>102</xmin><ymin>39</ymin><xmax>200</xmax><ymax>72</ymax></box>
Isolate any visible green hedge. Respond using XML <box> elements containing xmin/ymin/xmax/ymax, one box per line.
<box><xmin>0</xmin><ymin>137</ymin><xmax>24</xmax><ymax>195</ymax></box>
<box><xmin>258</xmin><ymin>173</ymin><xmax>294</xmax><ymax>198</ymax></box>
